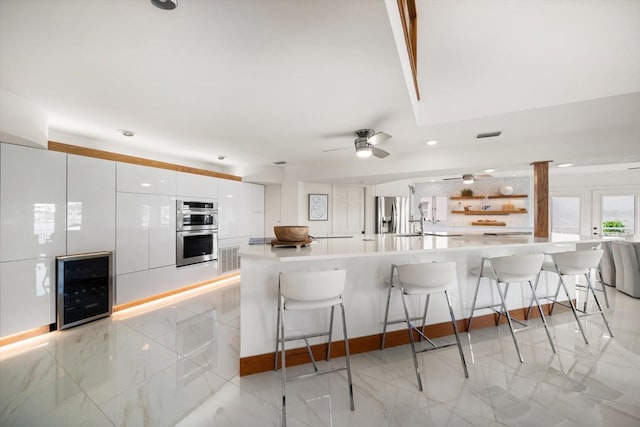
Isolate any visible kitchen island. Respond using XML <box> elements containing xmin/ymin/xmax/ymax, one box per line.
<box><xmin>238</xmin><ymin>232</ymin><xmax>604</xmax><ymax>375</ymax></box>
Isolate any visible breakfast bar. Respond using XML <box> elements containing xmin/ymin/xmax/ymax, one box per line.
<box><xmin>238</xmin><ymin>232</ymin><xmax>604</xmax><ymax>375</ymax></box>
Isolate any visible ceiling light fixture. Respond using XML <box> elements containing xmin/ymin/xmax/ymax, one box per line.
<box><xmin>118</xmin><ymin>129</ymin><xmax>134</xmax><ymax>137</ymax></box>
<box><xmin>462</xmin><ymin>174</ymin><xmax>475</xmax><ymax>184</ymax></box>
<box><xmin>273</xmin><ymin>161</ymin><xmax>287</xmax><ymax>165</ymax></box>
<box><xmin>151</xmin><ymin>0</ymin><xmax>177</xmax><ymax>10</ymax></box>
<box><xmin>355</xmin><ymin>140</ymin><xmax>372</xmax><ymax>158</ymax></box>
<box><xmin>426</xmin><ymin>140</ymin><xmax>438</xmax><ymax>146</ymax></box>
<box><xmin>217</xmin><ymin>156</ymin><xmax>226</xmax><ymax>161</ymax></box>
<box><xmin>557</xmin><ymin>163</ymin><xmax>573</xmax><ymax>168</ymax></box>
<box><xmin>484</xmin><ymin>168</ymin><xmax>495</xmax><ymax>173</ymax></box>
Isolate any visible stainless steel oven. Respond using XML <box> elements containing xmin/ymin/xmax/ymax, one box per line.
<box><xmin>177</xmin><ymin>200</ymin><xmax>218</xmax><ymax>231</ymax></box>
<box><xmin>176</xmin><ymin>200</ymin><xmax>218</xmax><ymax>267</ymax></box>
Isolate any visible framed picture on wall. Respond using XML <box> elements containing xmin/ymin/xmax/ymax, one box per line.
<box><xmin>308</xmin><ymin>193</ymin><xmax>328</xmax><ymax>221</ymax></box>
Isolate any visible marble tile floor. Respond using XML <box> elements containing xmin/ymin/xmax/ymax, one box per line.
<box><xmin>2</xmin><ymin>279</ymin><xmax>640</xmax><ymax>426</ymax></box>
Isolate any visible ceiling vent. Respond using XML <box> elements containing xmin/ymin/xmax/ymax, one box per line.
<box><xmin>273</xmin><ymin>161</ymin><xmax>287</xmax><ymax>165</ymax></box>
<box><xmin>476</xmin><ymin>131</ymin><xmax>502</xmax><ymax>139</ymax></box>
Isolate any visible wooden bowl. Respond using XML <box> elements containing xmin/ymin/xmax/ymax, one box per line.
<box><xmin>273</xmin><ymin>226</ymin><xmax>309</xmax><ymax>242</ymax></box>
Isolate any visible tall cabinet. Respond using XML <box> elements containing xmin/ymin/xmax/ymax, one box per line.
<box><xmin>0</xmin><ymin>144</ymin><xmax>66</xmax><ymax>336</ymax></box>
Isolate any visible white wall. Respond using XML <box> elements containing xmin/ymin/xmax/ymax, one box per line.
<box><xmin>0</xmin><ymin>89</ymin><xmax>48</xmax><ymax>149</ymax></box>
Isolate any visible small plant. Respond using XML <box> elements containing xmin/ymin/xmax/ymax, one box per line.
<box><xmin>602</xmin><ymin>220</ymin><xmax>625</xmax><ymax>233</ymax></box>
<box><xmin>461</xmin><ymin>188</ymin><xmax>473</xmax><ymax>197</ymax></box>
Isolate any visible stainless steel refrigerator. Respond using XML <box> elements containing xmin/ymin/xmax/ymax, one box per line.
<box><xmin>375</xmin><ymin>196</ymin><xmax>410</xmax><ymax>234</ymax></box>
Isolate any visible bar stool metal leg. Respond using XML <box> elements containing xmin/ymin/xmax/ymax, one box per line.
<box><xmin>340</xmin><ymin>303</ymin><xmax>355</xmax><ymax>410</ymax></box>
<box><xmin>495</xmin><ymin>280</ymin><xmax>524</xmax><ymax>363</ymax></box>
<box><xmin>585</xmin><ymin>273</ymin><xmax>614</xmax><ymax>337</ymax></box>
<box><xmin>528</xmin><ymin>279</ymin><xmax>556</xmax><ymax>354</ymax></box>
<box><xmin>275</xmin><ymin>293</ymin><xmax>282</xmax><ymax>371</ymax></box>
<box><xmin>557</xmin><ymin>274</ymin><xmax>589</xmax><ymax>344</ymax></box>
<box><xmin>400</xmin><ymin>289</ymin><xmax>423</xmax><ymax>391</ymax></box>
<box><xmin>467</xmin><ymin>272</ymin><xmax>484</xmax><ymax>332</ymax></box>
<box><xmin>327</xmin><ymin>305</ymin><xmax>335</xmax><ymax>361</ymax></box>
<box><xmin>280</xmin><ymin>306</ymin><xmax>287</xmax><ymax>426</ymax></box>
<box><xmin>445</xmin><ymin>290</ymin><xmax>469</xmax><ymax>378</ymax></box>
<box><xmin>380</xmin><ymin>266</ymin><xmax>395</xmax><ymax>350</ymax></box>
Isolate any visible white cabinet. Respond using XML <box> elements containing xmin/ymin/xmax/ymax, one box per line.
<box><xmin>0</xmin><ymin>143</ymin><xmax>66</xmax><ymax>262</ymax></box>
<box><xmin>0</xmin><ymin>258</ymin><xmax>55</xmax><ymax>336</ymax></box>
<box><xmin>149</xmin><ymin>195</ymin><xmax>176</xmax><ymax>269</ymax></box>
<box><xmin>116</xmin><ymin>193</ymin><xmax>175</xmax><ymax>275</ymax></box>
<box><xmin>218</xmin><ymin>179</ymin><xmax>241</xmax><ymax>239</ymax></box>
<box><xmin>116</xmin><ymin>192</ymin><xmax>149</xmax><ymax>274</ymax></box>
<box><xmin>116</xmin><ymin>162</ymin><xmax>176</xmax><ymax>195</ymax></box>
<box><xmin>67</xmin><ymin>154</ymin><xmax>116</xmax><ymax>254</ymax></box>
<box><xmin>176</xmin><ymin>172</ymin><xmax>218</xmax><ymax>199</ymax></box>
<box><xmin>219</xmin><ymin>180</ymin><xmax>263</xmax><ymax>240</ymax></box>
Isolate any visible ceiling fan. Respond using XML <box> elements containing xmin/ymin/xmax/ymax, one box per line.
<box><xmin>443</xmin><ymin>173</ymin><xmax>493</xmax><ymax>184</ymax></box>
<box><xmin>322</xmin><ymin>128</ymin><xmax>391</xmax><ymax>159</ymax></box>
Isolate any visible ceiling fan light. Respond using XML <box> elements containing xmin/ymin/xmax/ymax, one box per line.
<box><xmin>151</xmin><ymin>0</ymin><xmax>177</xmax><ymax>10</ymax></box>
<box><xmin>355</xmin><ymin>140</ymin><xmax>372</xmax><ymax>158</ymax></box>
<box><xmin>462</xmin><ymin>174</ymin><xmax>475</xmax><ymax>184</ymax></box>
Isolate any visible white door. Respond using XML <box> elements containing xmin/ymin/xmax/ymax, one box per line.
<box><xmin>592</xmin><ymin>189</ymin><xmax>639</xmax><ymax>239</ymax></box>
<box><xmin>550</xmin><ymin>195</ymin><xmax>582</xmax><ymax>235</ymax></box>
<box><xmin>332</xmin><ymin>185</ymin><xmax>364</xmax><ymax>235</ymax></box>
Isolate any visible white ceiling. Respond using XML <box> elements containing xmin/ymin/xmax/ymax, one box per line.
<box><xmin>1</xmin><ymin>0</ymin><xmax>639</xmax><ymax>184</ymax></box>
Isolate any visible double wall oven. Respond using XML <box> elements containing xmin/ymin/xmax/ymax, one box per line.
<box><xmin>176</xmin><ymin>200</ymin><xmax>218</xmax><ymax>267</ymax></box>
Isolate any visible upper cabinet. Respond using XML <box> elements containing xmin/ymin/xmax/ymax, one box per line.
<box><xmin>67</xmin><ymin>154</ymin><xmax>116</xmax><ymax>254</ymax></box>
<box><xmin>116</xmin><ymin>162</ymin><xmax>176</xmax><ymax>195</ymax></box>
<box><xmin>176</xmin><ymin>172</ymin><xmax>218</xmax><ymax>199</ymax></box>
<box><xmin>218</xmin><ymin>179</ymin><xmax>241</xmax><ymax>239</ymax></box>
<box><xmin>0</xmin><ymin>143</ymin><xmax>66</xmax><ymax>262</ymax></box>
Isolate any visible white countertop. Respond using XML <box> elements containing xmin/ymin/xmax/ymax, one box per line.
<box><xmin>238</xmin><ymin>232</ymin><xmax>605</xmax><ymax>262</ymax></box>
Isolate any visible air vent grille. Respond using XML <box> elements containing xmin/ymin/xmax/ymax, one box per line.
<box><xmin>476</xmin><ymin>131</ymin><xmax>502</xmax><ymax>139</ymax></box>
<box><xmin>218</xmin><ymin>246</ymin><xmax>241</xmax><ymax>273</ymax></box>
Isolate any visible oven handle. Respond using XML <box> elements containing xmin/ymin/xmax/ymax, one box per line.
<box><xmin>177</xmin><ymin>230</ymin><xmax>218</xmax><ymax>236</ymax></box>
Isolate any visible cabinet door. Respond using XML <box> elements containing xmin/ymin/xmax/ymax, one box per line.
<box><xmin>218</xmin><ymin>179</ymin><xmax>240</xmax><ymax>239</ymax></box>
<box><xmin>0</xmin><ymin>143</ymin><xmax>66</xmax><ymax>262</ymax></box>
<box><xmin>116</xmin><ymin>162</ymin><xmax>176</xmax><ymax>195</ymax></box>
<box><xmin>116</xmin><ymin>193</ymin><xmax>149</xmax><ymax>274</ymax></box>
<box><xmin>236</xmin><ymin>182</ymin><xmax>253</xmax><ymax>238</ymax></box>
<box><xmin>251</xmin><ymin>183</ymin><xmax>265</xmax><ymax>213</ymax></box>
<box><xmin>67</xmin><ymin>154</ymin><xmax>116</xmax><ymax>254</ymax></box>
<box><xmin>149</xmin><ymin>195</ymin><xmax>176</xmax><ymax>269</ymax></box>
<box><xmin>0</xmin><ymin>258</ymin><xmax>55</xmax><ymax>336</ymax></box>
<box><xmin>176</xmin><ymin>172</ymin><xmax>218</xmax><ymax>199</ymax></box>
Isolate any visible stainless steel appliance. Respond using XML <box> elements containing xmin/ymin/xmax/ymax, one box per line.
<box><xmin>56</xmin><ymin>251</ymin><xmax>113</xmax><ymax>330</ymax></box>
<box><xmin>375</xmin><ymin>196</ymin><xmax>410</xmax><ymax>234</ymax></box>
<box><xmin>176</xmin><ymin>200</ymin><xmax>218</xmax><ymax>267</ymax></box>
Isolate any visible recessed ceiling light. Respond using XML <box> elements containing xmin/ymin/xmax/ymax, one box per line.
<box><xmin>217</xmin><ymin>156</ymin><xmax>226</xmax><ymax>161</ymax></box>
<box><xmin>273</xmin><ymin>161</ymin><xmax>287</xmax><ymax>165</ymax></box>
<box><xmin>557</xmin><ymin>163</ymin><xmax>573</xmax><ymax>168</ymax></box>
<box><xmin>118</xmin><ymin>129</ymin><xmax>134</xmax><ymax>137</ymax></box>
<box><xmin>484</xmin><ymin>168</ymin><xmax>495</xmax><ymax>173</ymax></box>
<box><xmin>426</xmin><ymin>140</ymin><xmax>438</xmax><ymax>146</ymax></box>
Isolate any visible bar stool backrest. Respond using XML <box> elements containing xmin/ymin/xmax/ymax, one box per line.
<box><xmin>489</xmin><ymin>254</ymin><xmax>545</xmax><ymax>283</ymax></box>
<box><xmin>551</xmin><ymin>249</ymin><xmax>604</xmax><ymax>275</ymax></box>
<box><xmin>397</xmin><ymin>261</ymin><xmax>456</xmax><ymax>290</ymax></box>
<box><xmin>279</xmin><ymin>269</ymin><xmax>346</xmax><ymax>302</ymax></box>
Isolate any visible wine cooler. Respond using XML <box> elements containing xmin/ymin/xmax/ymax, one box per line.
<box><xmin>56</xmin><ymin>251</ymin><xmax>113</xmax><ymax>330</ymax></box>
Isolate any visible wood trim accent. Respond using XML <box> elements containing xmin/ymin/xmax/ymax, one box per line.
<box><xmin>531</xmin><ymin>161</ymin><xmax>551</xmax><ymax>237</ymax></box>
<box><xmin>240</xmin><ymin>300</ymin><xmax>570</xmax><ymax>376</ymax></box>
<box><xmin>397</xmin><ymin>0</ymin><xmax>420</xmax><ymax>100</ymax></box>
<box><xmin>0</xmin><ymin>325</ymin><xmax>51</xmax><ymax>347</ymax></box>
<box><xmin>48</xmin><ymin>141</ymin><xmax>241</xmax><ymax>182</ymax></box>
<box><xmin>113</xmin><ymin>272</ymin><xmax>240</xmax><ymax>312</ymax></box>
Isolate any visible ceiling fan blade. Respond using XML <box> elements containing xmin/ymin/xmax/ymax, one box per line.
<box><xmin>474</xmin><ymin>173</ymin><xmax>494</xmax><ymax>179</ymax></box>
<box><xmin>371</xmin><ymin>146</ymin><xmax>390</xmax><ymax>158</ymax></box>
<box><xmin>443</xmin><ymin>177</ymin><xmax>461</xmax><ymax>181</ymax></box>
<box><xmin>322</xmin><ymin>147</ymin><xmax>351</xmax><ymax>153</ymax></box>
<box><xmin>368</xmin><ymin>131</ymin><xmax>391</xmax><ymax>145</ymax></box>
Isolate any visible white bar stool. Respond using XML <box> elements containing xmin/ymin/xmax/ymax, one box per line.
<box><xmin>381</xmin><ymin>261</ymin><xmax>469</xmax><ymax>391</ymax></box>
<box><xmin>274</xmin><ymin>269</ymin><xmax>354</xmax><ymax>426</ymax></box>
<box><xmin>468</xmin><ymin>253</ymin><xmax>556</xmax><ymax>363</ymax></box>
<box><xmin>533</xmin><ymin>249</ymin><xmax>613</xmax><ymax>344</ymax></box>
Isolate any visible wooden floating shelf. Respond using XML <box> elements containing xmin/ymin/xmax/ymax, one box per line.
<box><xmin>488</xmin><ymin>194</ymin><xmax>528</xmax><ymax>199</ymax></box>
<box><xmin>450</xmin><ymin>194</ymin><xmax>528</xmax><ymax>200</ymax></box>
<box><xmin>472</xmin><ymin>221</ymin><xmax>506</xmax><ymax>226</ymax></box>
<box><xmin>451</xmin><ymin>210</ymin><xmax>528</xmax><ymax>215</ymax></box>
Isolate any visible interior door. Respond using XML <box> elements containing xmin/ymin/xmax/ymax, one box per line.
<box><xmin>592</xmin><ymin>189</ymin><xmax>638</xmax><ymax>239</ymax></box>
<box><xmin>332</xmin><ymin>185</ymin><xmax>364</xmax><ymax>235</ymax></box>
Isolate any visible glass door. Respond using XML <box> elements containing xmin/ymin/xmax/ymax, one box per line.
<box><xmin>592</xmin><ymin>190</ymin><xmax>638</xmax><ymax>238</ymax></box>
<box><xmin>551</xmin><ymin>196</ymin><xmax>581</xmax><ymax>235</ymax></box>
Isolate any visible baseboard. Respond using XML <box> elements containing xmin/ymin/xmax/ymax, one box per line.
<box><xmin>239</xmin><ymin>300</ymin><xmax>571</xmax><ymax>376</ymax></box>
